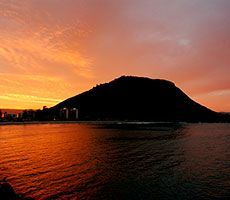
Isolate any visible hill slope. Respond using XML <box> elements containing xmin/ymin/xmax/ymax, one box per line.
<box><xmin>51</xmin><ymin>76</ymin><xmax>223</xmax><ymax>122</ymax></box>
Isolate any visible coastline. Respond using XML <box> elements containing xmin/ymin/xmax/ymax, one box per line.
<box><xmin>0</xmin><ymin>121</ymin><xmax>81</xmax><ymax>126</ymax></box>
<box><xmin>0</xmin><ymin>121</ymin><xmax>228</xmax><ymax>126</ymax></box>
<box><xmin>0</xmin><ymin>121</ymin><xmax>185</xmax><ymax>126</ymax></box>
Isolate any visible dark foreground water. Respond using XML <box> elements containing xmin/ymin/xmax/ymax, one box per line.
<box><xmin>0</xmin><ymin>123</ymin><xmax>229</xmax><ymax>200</ymax></box>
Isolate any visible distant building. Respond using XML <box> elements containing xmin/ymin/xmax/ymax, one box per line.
<box><xmin>73</xmin><ymin>108</ymin><xmax>79</xmax><ymax>119</ymax></box>
<box><xmin>60</xmin><ymin>108</ymin><xmax>69</xmax><ymax>120</ymax></box>
<box><xmin>70</xmin><ymin>108</ymin><xmax>79</xmax><ymax>120</ymax></box>
<box><xmin>0</xmin><ymin>109</ymin><xmax>23</xmax><ymax>121</ymax></box>
<box><xmin>59</xmin><ymin>108</ymin><xmax>79</xmax><ymax>120</ymax></box>
<box><xmin>22</xmin><ymin>110</ymin><xmax>36</xmax><ymax>121</ymax></box>
<box><xmin>17</xmin><ymin>113</ymin><xmax>22</xmax><ymax>119</ymax></box>
<box><xmin>3</xmin><ymin>112</ymin><xmax>8</xmax><ymax>119</ymax></box>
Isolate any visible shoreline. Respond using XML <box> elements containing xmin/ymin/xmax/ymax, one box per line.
<box><xmin>0</xmin><ymin>121</ymin><xmax>228</xmax><ymax>126</ymax></box>
<box><xmin>0</xmin><ymin>121</ymin><xmax>180</xmax><ymax>126</ymax></box>
<box><xmin>0</xmin><ymin>121</ymin><xmax>85</xmax><ymax>126</ymax></box>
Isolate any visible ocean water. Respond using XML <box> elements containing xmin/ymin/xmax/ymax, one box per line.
<box><xmin>0</xmin><ymin>123</ymin><xmax>229</xmax><ymax>199</ymax></box>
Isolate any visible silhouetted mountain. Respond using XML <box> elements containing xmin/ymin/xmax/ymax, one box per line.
<box><xmin>50</xmin><ymin>76</ymin><xmax>228</xmax><ymax>122</ymax></box>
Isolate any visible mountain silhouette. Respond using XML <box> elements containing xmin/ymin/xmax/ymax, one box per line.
<box><xmin>50</xmin><ymin>76</ymin><xmax>227</xmax><ymax>122</ymax></box>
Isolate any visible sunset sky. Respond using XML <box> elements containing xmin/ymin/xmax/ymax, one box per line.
<box><xmin>0</xmin><ymin>0</ymin><xmax>229</xmax><ymax>111</ymax></box>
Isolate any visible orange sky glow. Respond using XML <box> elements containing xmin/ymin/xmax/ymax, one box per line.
<box><xmin>0</xmin><ymin>0</ymin><xmax>229</xmax><ymax>111</ymax></box>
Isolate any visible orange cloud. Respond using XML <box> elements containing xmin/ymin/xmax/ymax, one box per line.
<box><xmin>0</xmin><ymin>0</ymin><xmax>229</xmax><ymax>111</ymax></box>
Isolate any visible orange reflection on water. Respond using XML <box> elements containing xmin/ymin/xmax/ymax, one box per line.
<box><xmin>0</xmin><ymin>123</ymin><xmax>229</xmax><ymax>199</ymax></box>
<box><xmin>0</xmin><ymin>124</ymin><xmax>103</xmax><ymax>198</ymax></box>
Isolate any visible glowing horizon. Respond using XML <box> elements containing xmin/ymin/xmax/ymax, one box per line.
<box><xmin>0</xmin><ymin>0</ymin><xmax>229</xmax><ymax>111</ymax></box>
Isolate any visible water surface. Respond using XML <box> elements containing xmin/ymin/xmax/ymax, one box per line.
<box><xmin>0</xmin><ymin>123</ymin><xmax>229</xmax><ymax>199</ymax></box>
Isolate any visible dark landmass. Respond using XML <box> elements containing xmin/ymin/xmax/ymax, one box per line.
<box><xmin>0</xmin><ymin>179</ymin><xmax>33</xmax><ymax>200</ymax></box>
<box><xmin>49</xmin><ymin>76</ymin><xmax>229</xmax><ymax>122</ymax></box>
